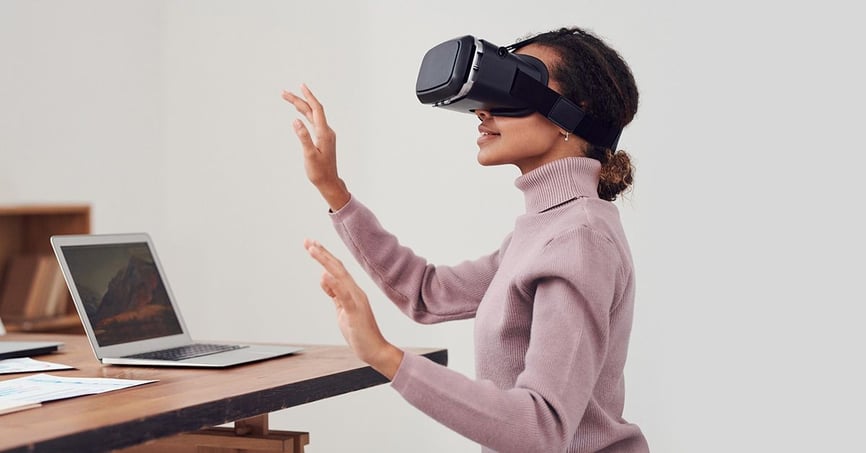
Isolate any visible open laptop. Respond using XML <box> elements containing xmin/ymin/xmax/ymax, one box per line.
<box><xmin>50</xmin><ymin>233</ymin><xmax>302</xmax><ymax>367</ymax></box>
<box><xmin>0</xmin><ymin>341</ymin><xmax>63</xmax><ymax>360</ymax></box>
<box><xmin>0</xmin><ymin>316</ymin><xmax>64</xmax><ymax>360</ymax></box>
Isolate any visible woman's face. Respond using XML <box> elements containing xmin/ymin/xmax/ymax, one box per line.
<box><xmin>475</xmin><ymin>44</ymin><xmax>585</xmax><ymax>174</ymax></box>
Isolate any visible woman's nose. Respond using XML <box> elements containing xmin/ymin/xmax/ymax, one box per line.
<box><xmin>475</xmin><ymin>109</ymin><xmax>491</xmax><ymax>121</ymax></box>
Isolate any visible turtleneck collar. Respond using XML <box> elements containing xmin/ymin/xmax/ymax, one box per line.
<box><xmin>514</xmin><ymin>157</ymin><xmax>601</xmax><ymax>213</ymax></box>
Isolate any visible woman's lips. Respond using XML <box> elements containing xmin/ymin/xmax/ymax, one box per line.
<box><xmin>477</xmin><ymin>125</ymin><xmax>500</xmax><ymax>146</ymax></box>
<box><xmin>477</xmin><ymin>131</ymin><xmax>500</xmax><ymax>146</ymax></box>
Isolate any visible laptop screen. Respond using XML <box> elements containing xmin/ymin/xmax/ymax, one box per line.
<box><xmin>60</xmin><ymin>242</ymin><xmax>183</xmax><ymax>346</ymax></box>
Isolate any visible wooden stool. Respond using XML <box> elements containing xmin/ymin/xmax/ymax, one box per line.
<box><xmin>114</xmin><ymin>414</ymin><xmax>309</xmax><ymax>453</ymax></box>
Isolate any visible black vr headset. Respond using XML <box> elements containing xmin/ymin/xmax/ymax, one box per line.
<box><xmin>415</xmin><ymin>35</ymin><xmax>622</xmax><ymax>150</ymax></box>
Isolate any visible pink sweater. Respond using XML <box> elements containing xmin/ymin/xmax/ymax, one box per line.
<box><xmin>330</xmin><ymin>157</ymin><xmax>648</xmax><ymax>453</ymax></box>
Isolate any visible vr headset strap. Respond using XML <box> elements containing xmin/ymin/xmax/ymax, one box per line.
<box><xmin>511</xmin><ymin>71</ymin><xmax>622</xmax><ymax>150</ymax></box>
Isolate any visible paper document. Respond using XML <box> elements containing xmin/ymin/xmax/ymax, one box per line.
<box><xmin>0</xmin><ymin>373</ymin><xmax>157</xmax><ymax>412</ymax></box>
<box><xmin>0</xmin><ymin>399</ymin><xmax>40</xmax><ymax>415</ymax></box>
<box><xmin>0</xmin><ymin>358</ymin><xmax>75</xmax><ymax>375</ymax></box>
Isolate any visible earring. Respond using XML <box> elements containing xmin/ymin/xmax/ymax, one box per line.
<box><xmin>564</xmin><ymin>131</ymin><xmax>570</xmax><ymax>142</ymax></box>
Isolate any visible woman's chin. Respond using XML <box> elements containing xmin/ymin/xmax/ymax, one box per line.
<box><xmin>476</xmin><ymin>148</ymin><xmax>502</xmax><ymax>167</ymax></box>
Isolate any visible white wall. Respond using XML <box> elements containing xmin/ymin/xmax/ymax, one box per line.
<box><xmin>2</xmin><ymin>1</ymin><xmax>865</xmax><ymax>451</ymax></box>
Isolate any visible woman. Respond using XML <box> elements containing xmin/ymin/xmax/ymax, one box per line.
<box><xmin>283</xmin><ymin>27</ymin><xmax>649</xmax><ymax>453</ymax></box>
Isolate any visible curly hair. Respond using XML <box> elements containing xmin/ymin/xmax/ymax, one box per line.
<box><xmin>526</xmin><ymin>27</ymin><xmax>639</xmax><ymax>201</ymax></box>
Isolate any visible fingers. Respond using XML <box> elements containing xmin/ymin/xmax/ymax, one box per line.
<box><xmin>281</xmin><ymin>89</ymin><xmax>315</xmax><ymax>124</ymax></box>
<box><xmin>283</xmin><ymin>84</ymin><xmax>337</xmax><ymax>176</ymax></box>
<box><xmin>282</xmin><ymin>84</ymin><xmax>329</xmax><ymax>134</ymax></box>
<box><xmin>320</xmin><ymin>271</ymin><xmax>353</xmax><ymax>308</ymax></box>
<box><xmin>304</xmin><ymin>239</ymin><xmax>348</xmax><ymax>279</ymax></box>
<box><xmin>305</xmin><ymin>239</ymin><xmax>362</xmax><ymax>307</ymax></box>
<box><xmin>300</xmin><ymin>84</ymin><xmax>329</xmax><ymax>129</ymax></box>
<box><xmin>319</xmin><ymin>275</ymin><xmax>337</xmax><ymax>299</ymax></box>
<box><xmin>292</xmin><ymin>119</ymin><xmax>316</xmax><ymax>152</ymax></box>
<box><xmin>284</xmin><ymin>91</ymin><xmax>317</xmax><ymax>153</ymax></box>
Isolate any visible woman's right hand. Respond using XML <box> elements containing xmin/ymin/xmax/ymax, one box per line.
<box><xmin>282</xmin><ymin>84</ymin><xmax>351</xmax><ymax>212</ymax></box>
<box><xmin>304</xmin><ymin>239</ymin><xmax>404</xmax><ymax>380</ymax></box>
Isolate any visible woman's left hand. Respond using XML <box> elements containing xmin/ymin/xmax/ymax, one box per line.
<box><xmin>304</xmin><ymin>239</ymin><xmax>404</xmax><ymax>379</ymax></box>
<box><xmin>282</xmin><ymin>84</ymin><xmax>351</xmax><ymax>212</ymax></box>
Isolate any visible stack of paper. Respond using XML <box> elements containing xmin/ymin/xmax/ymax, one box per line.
<box><xmin>0</xmin><ymin>399</ymin><xmax>41</xmax><ymax>415</ymax></box>
<box><xmin>0</xmin><ymin>358</ymin><xmax>74</xmax><ymax>374</ymax></box>
<box><xmin>0</xmin><ymin>373</ymin><xmax>157</xmax><ymax>415</ymax></box>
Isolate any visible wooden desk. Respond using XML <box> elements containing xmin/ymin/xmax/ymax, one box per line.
<box><xmin>0</xmin><ymin>334</ymin><xmax>447</xmax><ymax>453</ymax></box>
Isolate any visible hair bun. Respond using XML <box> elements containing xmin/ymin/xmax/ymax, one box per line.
<box><xmin>597</xmin><ymin>148</ymin><xmax>634</xmax><ymax>201</ymax></box>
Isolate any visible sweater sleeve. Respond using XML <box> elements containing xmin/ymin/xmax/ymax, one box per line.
<box><xmin>330</xmin><ymin>197</ymin><xmax>504</xmax><ymax>323</ymax></box>
<box><xmin>390</xmin><ymin>227</ymin><xmax>621</xmax><ymax>453</ymax></box>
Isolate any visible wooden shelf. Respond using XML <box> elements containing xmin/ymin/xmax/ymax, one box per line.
<box><xmin>0</xmin><ymin>204</ymin><xmax>90</xmax><ymax>333</ymax></box>
<box><xmin>2</xmin><ymin>313</ymin><xmax>84</xmax><ymax>334</ymax></box>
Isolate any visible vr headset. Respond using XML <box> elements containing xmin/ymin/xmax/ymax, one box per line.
<box><xmin>415</xmin><ymin>35</ymin><xmax>622</xmax><ymax>150</ymax></box>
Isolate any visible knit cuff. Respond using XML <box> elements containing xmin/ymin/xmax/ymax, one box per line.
<box><xmin>328</xmin><ymin>194</ymin><xmax>359</xmax><ymax>221</ymax></box>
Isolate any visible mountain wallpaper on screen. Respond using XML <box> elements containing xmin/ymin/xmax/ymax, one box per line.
<box><xmin>85</xmin><ymin>255</ymin><xmax>183</xmax><ymax>345</ymax></box>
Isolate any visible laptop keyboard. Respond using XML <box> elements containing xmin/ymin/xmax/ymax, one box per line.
<box><xmin>126</xmin><ymin>343</ymin><xmax>246</xmax><ymax>361</ymax></box>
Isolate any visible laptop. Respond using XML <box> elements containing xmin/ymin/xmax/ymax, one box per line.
<box><xmin>50</xmin><ymin>233</ymin><xmax>302</xmax><ymax>367</ymax></box>
<box><xmin>0</xmin><ymin>341</ymin><xmax>63</xmax><ymax>360</ymax></box>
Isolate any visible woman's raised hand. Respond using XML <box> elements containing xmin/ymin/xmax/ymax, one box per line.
<box><xmin>282</xmin><ymin>84</ymin><xmax>351</xmax><ymax>212</ymax></box>
<box><xmin>304</xmin><ymin>239</ymin><xmax>404</xmax><ymax>379</ymax></box>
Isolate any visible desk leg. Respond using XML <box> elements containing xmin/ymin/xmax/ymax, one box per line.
<box><xmin>235</xmin><ymin>414</ymin><xmax>269</xmax><ymax>436</ymax></box>
<box><xmin>113</xmin><ymin>414</ymin><xmax>309</xmax><ymax>453</ymax></box>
